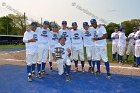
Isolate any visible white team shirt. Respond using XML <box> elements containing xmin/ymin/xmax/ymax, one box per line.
<box><xmin>91</xmin><ymin>26</ymin><xmax>107</xmax><ymax>46</ymax></box>
<box><xmin>134</xmin><ymin>30</ymin><xmax>140</xmax><ymax>46</ymax></box>
<box><xmin>36</xmin><ymin>27</ymin><xmax>50</xmax><ymax>44</ymax></box>
<box><xmin>111</xmin><ymin>31</ymin><xmax>119</xmax><ymax>45</ymax></box>
<box><xmin>49</xmin><ymin>31</ymin><xmax>60</xmax><ymax>48</ymax></box>
<box><xmin>118</xmin><ymin>32</ymin><xmax>127</xmax><ymax>47</ymax></box>
<box><xmin>70</xmin><ymin>29</ymin><xmax>83</xmax><ymax>48</ymax></box>
<box><xmin>128</xmin><ymin>32</ymin><xmax>135</xmax><ymax>46</ymax></box>
<box><xmin>82</xmin><ymin>27</ymin><xmax>94</xmax><ymax>47</ymax></box>
<box><xmin>23</xmin><ymin>30</ymin><xmax>38</xmax><ymax>48</ymax></box>
<box><xmin>59</xmin><ymin>28</ymin><xmax>71</xmax><ymax>46</ymax></box>
<box><xmin>53</xmin><ymin>43</ymin><xmax>70</xmax><ymax>57</ymax></box>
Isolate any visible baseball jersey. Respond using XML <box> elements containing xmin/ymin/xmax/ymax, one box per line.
<box><xmin>128</xmin><ymin>32</ymin><xmax>135</xmax><ymax>46</ymax></box>
<box><xmin>134</xmin><ymin>31</ymin><xmax>140</xmax><ymax>46</ymax></box>
<box><xmin>91</xmin><ymin>26</ymin><xmax>107</xmax><ymax>46</ymax></box>
<box><xmin>82</xmin><ymin>27</ymin><xmax>95</xmax><ymax>47</ymax></box>
<box><xmin>70</xmin><ymin>29</ymin><xmax>83</xmax><ymax>47</ymax></box>
<box><xmin>111</xmin><ymin>32</ymin><xmax>119</xmax><ymax>45</ymax></box>
<box><xmin>118</xmin><ymin>32</ymin><xmax>127</xmax><ymax>47</ymax></box>
<box><xmin>49</xmin><ymin>31</ymin><xmax>60</xmax><ymax>47</ymax></box>
<box><xmin>53</xmin><ymin>43</ymin><xmax>70</xmax><ymax>57</ymax></box>
<box><xmin>23</xmin><ymin>30</ymin><xmax>38</xmax><ymax>48</ymax></box>
<box><xmin>36</xmin><ymin>27</ymin><xmax>50</xmax><ymax>44</ymax></box>
<box><xmin>59</xmin><ymin>28</ymin><xmax>71</xmax><ymax>46</ymax></box>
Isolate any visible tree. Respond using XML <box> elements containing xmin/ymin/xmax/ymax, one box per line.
<box><xmin>106</xmin><ymin>22</ymin><xmax>119</xmax><ymax>39</ymax></box>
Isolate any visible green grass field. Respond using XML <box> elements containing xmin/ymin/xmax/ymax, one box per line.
<box><xmin>0</xmin><ymin>45</ymin><xmax>25</xmax><ymax>49</ymax></box>
<box><xmin>0</xmin><ymin>44</ymin><xmax>135</xmax><ymax>64</ymax></box>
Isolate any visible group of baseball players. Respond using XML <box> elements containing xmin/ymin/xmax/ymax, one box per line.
<box><xmin>111</xmin><ymin>24</ymin><xmax>140</xmax><ymax>67</ymax></box>
<box><xmin>23</xmin><ymin>18</ymin><xmax>119</xmax><ymax>82</ymax></box>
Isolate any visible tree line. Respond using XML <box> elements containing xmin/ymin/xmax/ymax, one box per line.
<box><xmin>0</xmin><ymin>14</ymin><xmax>140</xmax><ymax>38</ymax></box>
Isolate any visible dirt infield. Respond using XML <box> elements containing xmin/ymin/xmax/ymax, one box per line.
<box><xmin>0</xmin><ymin>50</ymin><xmax>140</xmax><ymax>76</ymax></box>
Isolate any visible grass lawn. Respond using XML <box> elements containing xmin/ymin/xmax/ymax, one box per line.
<box><xmin>0</xmin><ymin>45</ymin><xmax>25</xmax><ymax>49</ymax></box>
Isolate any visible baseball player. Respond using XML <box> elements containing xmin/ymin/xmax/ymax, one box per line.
<box><xmin>52</xmin><ymin>36</ymin><xmax>71</xmax><ymax>81</ymax></box>
<box><xmin>90</xmin><ymin>19</ymin><xmax>111</xmax><ymax>78</ymax></box>
<box><xmin>36</xmin><ymin>21</ymin><xmax>50</xmax><ymax>75</ymax></box>
<box><xmin>23</xmin><ymin>22</ymin><xmax>38</xmax><ymax>82</ymax></box>
<box><xmin>49</xmin><ymin>24</ymin><xmax>60</xmax><ymax>69</ymax></box>
<box><xmin>111</xmin><ymin>27</ymin><xmax>119</xmax><ymax>61</ymax></box>
<box><xmin>118</xmin><ymin>27</ymin><xmax>127</xmax><ymax>64</ymax></box>
<box><xmin>82</xmin><ymin>22</ymin><xmax>95</xmax><ymax>73</ymax></box>
<box><xmin>133</xmin><ymin>24</ymin><xmax>140</xmax><ymax>67</ymax></box>
<box><xmin>59</xmin><ymin>21</ymin><xmax>72</xmax><ymax>61</ymax></box>
<box><xmin>70</xmin><ymin>22</ymin><xmax>85</xmax><ymax>72</ymax></box>
<box><xmin>126</xmin><ymin>27</ymin><xmax>137</xmax><ymax>62</ymax></box>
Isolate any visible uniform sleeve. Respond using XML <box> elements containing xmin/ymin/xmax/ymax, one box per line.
<box><xmin>111</xmin><ymin>33</ymin><xmax>115</xmax><ymax>40</ymax></box>
<box><xmin>100</xmin><ymin>26</ymin><xmax>107</xmax><ymax>34</ymax></box>
<box><xmin>23</xmin><ymin>32</ymin><xmax>29</xmax><ymax>43</ymax></box>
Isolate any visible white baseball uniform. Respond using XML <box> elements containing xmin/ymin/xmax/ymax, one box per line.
<box><xmin>49</xmin><ymin>31</ymin><xmax>60</xmax><ymax>62</ymax></box>
<box><xmin>82</xmin><ymin>27</ymin><xmax>95</xmax><ymax>61</ymax></box>
<box><xmin>92</xmin><ymin>26</ymin><xmax>108</xmax><ymax>62</ymax></box>
<box><xmin>134</xmin><ymin>31</ymin><xmax>140</xmax><ymax>57</ymax></box>
<box><xmin>70</xmin><ymin>29</ymin><xmax>84</xmax><ymax>61</ymax></box>
<box><xmin>53</xmin><ymin>43</ymin><xmax>71</xmax><ymax>75</ymax></box>
<box><xmin>36</xmin><ymin>27</ymin><xmax>50</xmax><ymax>64</ymax></box>
<box><xmin>59</xmin><ymin>28</ymin><xmax>71</xmax><ymax>47</ymax></box>
<box><xmin>23</xmin><ymin>30</ymin><xmax>38</xmax><ymax>65</ymax></box>
<box><xmin>118</xmin><ymin>32</ymin><xmax>127</xmax><ymax>56</ymax></box>
<box><xmin>111</xmin><ymin>31</ymin><xmax>119</xmax><ymax>54</ymax></box>
<box><xmin>126</xmin><ymin>32</ymin><xmax>135</xmax><ymax>56</ymax></box>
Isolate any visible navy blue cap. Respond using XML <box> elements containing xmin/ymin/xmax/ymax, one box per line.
<box><xmin>90</xmin><ymin>19</ymin><xmax>97</xmax><ymax>24</ymax></box>
<box><xmin>119</xmin><ymin>26</ymin><xmax>125</xmax><ymax>31</ymax></box>
<box><xmin>83</xmin><ymin>22</ymin><xmax>89</xmax><ymax>27</ymax></box>
<box><xmin>52</xmin><ymin>24</ymin><xmax>58</xmax><ymax>28</ymax></box>
<box><xmin>43</xmin><ymin>21</ymin><xmax>49</xmax><ymax>25</ymax></box>
<box><xmin>62</xmin><ymin>21</ymin><xmax>67</xmax><ymax>25</ymax></box>
<box><xmin>72</xmin><ymin>22</ymin><xmax>77</xmax><ymax>26</ymax></box>
<box><xmin>31</xmin><ymin>22</ymin><xmax>37</xmax><ymax>26</ymax></box>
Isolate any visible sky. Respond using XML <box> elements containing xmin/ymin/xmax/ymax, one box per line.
<box><xmin>0</xmin><ymin>0</ymin><xmax>140</xmax><ymax>27</ymax></box>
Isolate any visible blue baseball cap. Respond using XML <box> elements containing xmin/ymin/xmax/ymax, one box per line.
<box><xmin>119</xmin><ymin>26</ymin><xmax>125</xmax><ymax>31</ymax></box>
<box><xmin>90</xmin><ymin>19</ymin><xmax>97</xmax><ymax>24</ymax></box>
<box><xmin>31</xmin><ymin>22</ymin><xmax>38</xmax><ymax>26</ymax></box>
<box><xmin>43</xmin><ymin>21</ymin><xmax>49</xmax><ymax>25</ymax></box>
<box><xmin>83</xmin><ymin>22</ymin><xmax>89</xmax><ymax>27</ymax></box>
<box><xmin>52</xmin><ymin>24</ymin><xmax>58</xmax><ymax>28</ymax></box>
<box><xmin>62</xmin><ymin>21</ymin><xmax>67</xmax><ymax>25</ymax></box>
<box><xmin>72</xmin><ymin>22</ymin><xmax>77</xmax><ymax>26</ymax></box>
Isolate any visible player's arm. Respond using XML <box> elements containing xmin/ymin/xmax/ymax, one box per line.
<box><xmin>93</xmin><ymin>26</ymin><xmax>108</xmax><ymax>40</ymax></box>
<box><xmin>23</xmin><ymin>33</ymin><xmax>37</xmax><ymax>43</ymax></box>
<box><xmin>67</xmin><ymin>48</ymin><xmax>71</xmax><ymax>57</ymax></box>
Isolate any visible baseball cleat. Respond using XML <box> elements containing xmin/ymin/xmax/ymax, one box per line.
<box><xmin>106</xmin><ymin>73</ymin><xmax>111</xmax><ymax>79</ymax></box>
<box><xmin>95</xmin><ymin>71</ymin><xmax>101</xmax><ymax>76</ymax></box>
<box><xmin>36</xmin><ymin>72</ymin><xmax>42</xmax><ymax>78</ymax></box>
<box><xmin>28</xmin><ymin>75</ymin><xmax>32</xmax><ymax>82</ymax></box>
<box><xmin>31</xmin><ymin>71</ymin><xmax>36</xmax><ymax>76</ymax></box>
<box><xmin>91</xmin><ymin>68</ymin><xmax>94</xmax><ymax>73</ymax></box>
<box><xmin>65</xmin><ymin>75</ymin><xmax>70</xmax><ymax>82</ymax></box>
<box><xmin>50</xmin><ymin>67</ymin><xmax>53</xmax><ymax>72</ymax></box>
<box><xmin>132</xmin><ymin>64</ymin><xmax>138</xmax><ymax>67</ymax></box>
<box><xmin>73</xmin><ymin>67</ymin><xmax>78</xmax><ymax>72</ymax></box>
<box><xmin>41</xmin><ymin>70</ymin><xmax>48</xmax><ymax>75</ymax></box>
<box><xmin>82</xmin><ymin>68</ymin><xmax>85</xmax><ymax>73</ymax></box>
<box><xmin>88</xmin><ymin>67</ymin><xmax>92</xmax><ymax>73</ymax></box>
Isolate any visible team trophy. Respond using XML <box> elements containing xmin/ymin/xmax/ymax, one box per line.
<box><xmin>55</xmin><ymin>47</ymin><xmax>63</xmax><ymax>60</ymax></box>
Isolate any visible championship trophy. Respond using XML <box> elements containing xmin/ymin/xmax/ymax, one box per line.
<box><xmin>55</xmin><ymin>47</ymin><xmax>63</xmax><ymax>60</ymax></box>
